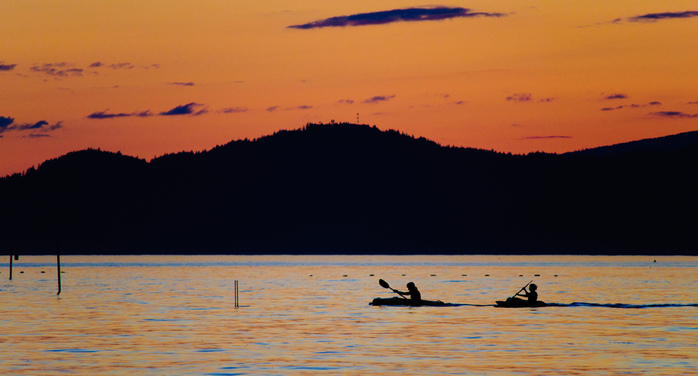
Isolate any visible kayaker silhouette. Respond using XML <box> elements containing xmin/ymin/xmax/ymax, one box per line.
<box><xmin>395</xmin><ymin>282</ymin><xmax>422</xmax><ymax>304</ymax></box>
<box><xmin>506</xmin><ymin>283</ymin><xmax>538</xmax><ymax>304</ymax></box>
<box><xmin>373</xmin><ymin>279</ymin><xmax>446</xmax><ymax>306</ymax></box>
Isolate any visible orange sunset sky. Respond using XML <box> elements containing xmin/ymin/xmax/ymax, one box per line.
<box><xmin>1</xmin><ymin>1</ymin><xmax>697</xmax><ymax>177</ymax></box>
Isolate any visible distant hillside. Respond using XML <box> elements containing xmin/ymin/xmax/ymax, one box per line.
<box><xmin>2</xmin><ymin>122</ymin><xmax>698</xmax><ymax>255</ymax></box>
<box><xmin>569</xmin><ymin>130</ymin><xmax>698</xmax><ymax>156</ymax></box>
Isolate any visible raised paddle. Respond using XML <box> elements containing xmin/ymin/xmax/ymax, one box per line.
<box><xmin>379</xmin><ymin>279</ymin><xmax>406</xmax><ymax>299</ymax></box>
<box><xmin>511</xmin><ymin>280</ymin><xmax>533</xmax><ymax>299</ymax></box>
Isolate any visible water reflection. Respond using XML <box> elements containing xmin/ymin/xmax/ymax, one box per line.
<box><xmin>1</xmin><ymin>255</ymin><xmax>697</xmax><ymax>375</ymax></box>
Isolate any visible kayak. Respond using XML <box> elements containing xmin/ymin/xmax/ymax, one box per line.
<box><xmin>370</xmin><ymin>297</ymin><xmax>447</xmax><ymax>306</ymax></box>
<box><xmin>495</xmin><ymin>299</ymin><xmax>547</xmax><ymax>308</ymax></box>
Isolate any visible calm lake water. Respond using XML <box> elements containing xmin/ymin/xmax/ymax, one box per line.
<box><xmin>1</xmin><ymin>255</ymin><xmax>697</xmax><ymax>375</ymax></box>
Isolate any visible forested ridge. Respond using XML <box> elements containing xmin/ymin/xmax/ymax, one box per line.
<box><xmin>2</xmin><ymin>122</ymin><xmax>697</xmax><ymax>255</ymax></box>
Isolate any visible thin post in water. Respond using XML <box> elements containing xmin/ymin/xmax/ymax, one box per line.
<box><xmin>56</xmin><ymin>242</ymin><xmax>61</xmax><ymax>296</ymax></box>
<box><xmin>9</xmin><ymin>255</ymin><xmax>13</xmax><ymax>280</ymax></box>
<box><xmin>234</xmin><ymin>280</ymin><xmax>239</xmax><ymax>308</ymax></box>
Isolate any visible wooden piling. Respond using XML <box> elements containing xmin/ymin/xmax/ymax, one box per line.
<box><xmin>234</xmin><ymin>280</ymin><xmax>239</xmax><ymax>308</ymax></box>
<box><xmin>56</xmin><ymin>242</ymin><xmax>61</xmax><ymax>296</ymax></box>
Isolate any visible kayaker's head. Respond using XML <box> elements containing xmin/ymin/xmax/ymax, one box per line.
<box><xmin>529</xmin><ymin>283</ymin><xmax>537</xmax><ymax>291</ymax></box>
<box><xmin>406</xmin><ymin>282</ymin><xmax>416</xmax><ymax>291</ymax></box>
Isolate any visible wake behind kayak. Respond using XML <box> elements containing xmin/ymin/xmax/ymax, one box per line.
<box><xmin>495</xmin><ymin>300</ymin><xmax>548</xmax><ymax>308</ymax></box>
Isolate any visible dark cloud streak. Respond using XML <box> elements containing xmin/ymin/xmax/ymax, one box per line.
<box><xmin>87</xmin><ymin>111</ymin><xmax>133</xmax><ymax>119</ymax></box>
<box><xmin>0</xmin><ymin>116</ymin><xmax>14</xmax><ymax>129</ymax></box>
<box><xmin>604</xmin><ymin>93</ymin><xmax>628</xmax><ymax>100</ymax></box>
<box><xmin>628</xmin><ymin>11</ymin><xmax>698</xmax><ymax>22</ymax></box>
<box><xmin>364</xmin><ymin>95</ymin><xmax>396</xmax><ymax>104</ymax></box>
<box><xmin>87</xmin><ymin>105</ymin><xmax>210</xmax><ymax>120</ymax></box>
<box><xmin>0</xmin><ymin>115</ymin><xmax>62</xmax><ymax>135</ymax></box>
<box><xmin>650</xmin><ymin>111</ymin><xmax>698</xmax><ymax>118</ymax></box>
<box><xmin>160</xmin><ymin>103</ymin><xmax>208</xmax><ymax>116</ymax></box>
<box><xmin>289</xmin><ymin>7</ymin><xmax>506</xmax><ymax>29</ymax></box>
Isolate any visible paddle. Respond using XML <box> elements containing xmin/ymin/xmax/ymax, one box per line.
<box><xmin>379</xmin><ymin>279</ymin><xmax>406</xmax><ymax>299</ymax></box>
<box><xmin>511</xmin><ymin>280</ymin><xmax>533</xmax><ymax>299</ymax></box>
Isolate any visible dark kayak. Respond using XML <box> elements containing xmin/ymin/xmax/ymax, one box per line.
<box><xmin>370</xmin><ymin>297</ymin><xmax>448</xmax><ymax>306</ymax></box>
<box><xmin>495</xmin><ymin>299</ymin><xmax>547</xmax><ymax>308</ymax></box>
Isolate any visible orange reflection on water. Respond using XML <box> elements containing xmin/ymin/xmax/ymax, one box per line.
<box><xmin>1</xmin><ymin>255</ymin><xmax>696</xmax><ymax>375</ymax></box>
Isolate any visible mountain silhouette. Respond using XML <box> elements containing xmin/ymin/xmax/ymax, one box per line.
<box><xmin>569</xmin><ymin>130</ymin><xmax>698</xmax><ymax>156</ymax></box>
<box><xmin>2</xmin><ymin>122</ymin><xmax>697</xmax><ymax>255</ymax></box>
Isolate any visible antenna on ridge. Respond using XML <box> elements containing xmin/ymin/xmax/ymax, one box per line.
<box><xmin>357</xmin><ymin>112</ymin><xmax>359</xmax><ymax>124</ymax></box>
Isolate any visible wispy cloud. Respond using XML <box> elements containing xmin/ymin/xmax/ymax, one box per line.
<box><xmin>363</xmin><ymin>95</ymin><xmax>396</xmax><ymax>104</ymax></box>
<box><xmin>506</xmin><ymin>93</ymin><xmax>532</xmax><ymax>102</ymax></box>
<box><xmin>604</xmin><ymin>93</ymin><xmax>628</xmax><ymax>100</ymax></box>
<box><xmin>87</xmin><ymin>104</ymin><xmax>209</xmax><ymax>120</ymax></box>
<box><xmin>107</xmin><ymin>62</ymin><xmax>135</xmax><ymax>69</ymax></box>
<box><xmin>219</xmin><ymin>107</ymin><xmax>248</xmax><ymax>114</ymax></box>
<box><xmin>601</xmin><ymin>101</ymin><xmax>661</xmax><ymax>111</ymax></box>
<box><xmin>600</xmin><ymin>11</ymin><xmax>698</xmax><ymax>25</ymax></box>
<box><xmin>266</xmin><ymin>105</ymin><xmax>313</xmax><ymax>112</ymax></box>
<box><xmin>169</xmin><ymin>82</ymin><xmax>195</xmax><ymax>86</ymax></box>
<box><xmin>88</xmin><ymin>61</ymin><xmax>160</xmax><ymax>70</ymax></box>
<box><xmin>288</xmin><ymin>6</ymin><xmax>506</xmax><ymax>29</ymax></box>
<box><xmin>337</xmin><ymin>99</ymin><xmax>354</xmax><ymax>105</ymax></box>
<box><xmin>0</xmin><ymin>116</ymin><xmax>63</xmax><ymax>136</ymax></box>
<box><xmin>135</xmin><ymin>110</ymin><xmax>153</xmax><ymax>117</ymax></box>
<box><xmin>628</xmin><ymin>11</ymin><xmax>698</xmax><ymax>23</ymax></box>
<box><xmin>87</xmin><ymin>110</ymin><xmax>134</xmax><ymax>119</ymax></box>
<box><xmin>87</xmin><ymin>110</ymin><xmax>154</xmax><ymax>119</ymax></box>
<box><xmin>520</xmin><ymin>135</ymin><xmax>572</xmax><ymax>140</ymax></box>
<box><xmin>20</xmin><ymin>61</ymin><xmax>160</xmax><ymax>79</ymax></box>
<box><xmin>30</xmin><ymin>62</ymin><xmax>84</xmax><ymax>77</ymax></box>
<box><xmin>0</xmin><ymin>63</ymin><xmax>17</xmax><ymax>71</ymax></box>
<box><xmin>650</xmin><ymin>111</ymin><xmax>698</xmax><ymax>118</ymax></box>
<box><xmin>160</xmin><ymin>103</ymin><xmax>208</xmax><ymax>116</ymax></box>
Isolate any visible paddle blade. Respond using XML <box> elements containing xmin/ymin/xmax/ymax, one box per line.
<box><xmin>379</xmin><ymin>279</ymin><xmax>390</xmax><ymax>289</ymax></box>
